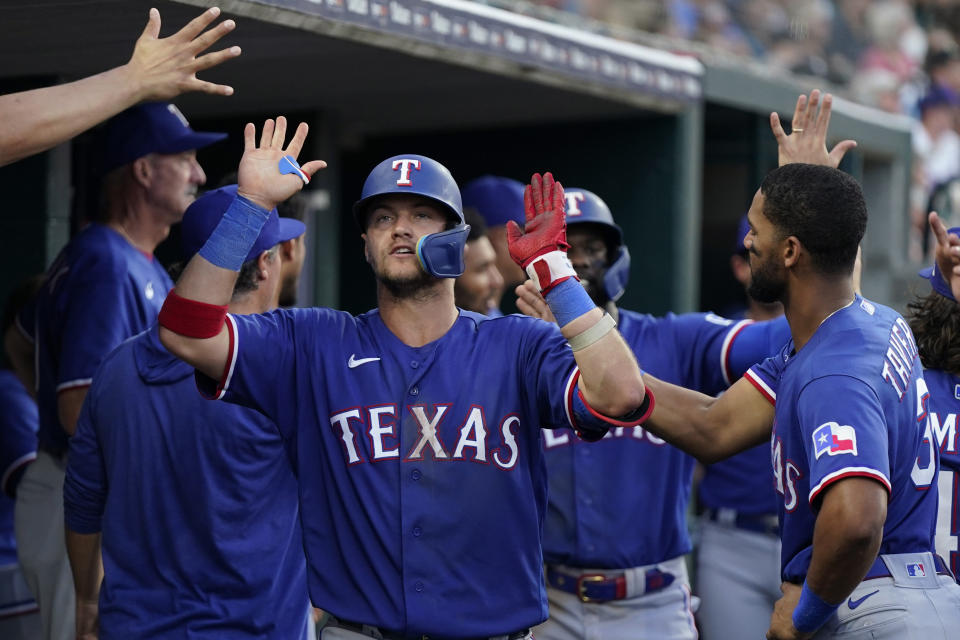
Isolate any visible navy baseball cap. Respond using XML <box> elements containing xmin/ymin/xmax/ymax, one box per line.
<box><xmin>102</xmin><ymin>102</ymin><xmax>227</xmax><ymax>172</ymax></box>
<box><xmin>462</xmin><ymin>176</ymin><xmax>525</xmax><ymax>227</ymax></box>
<box><xmin>919</xmin><ymin>225</ymin><xmax>960</xmax><ymax>298</ymax></box>
<box><xmin>180</xmin><ymin>185</ymin><xmax>306</xmax><ymax>263</ymax></box>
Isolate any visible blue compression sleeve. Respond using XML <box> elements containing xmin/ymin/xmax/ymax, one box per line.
<box><xmin>544</xmin><ymin>278</ymin><xmax>595</xmax><ymax>327</ymax></box>
<box><xmin>198</xmin><ymin>195</ymin><xmax>271</xmax><ymax>271</ymax></box>
<box><xmin>792</xmin><ymin>581</ymin><xmax>839</xmax><ymax>633</ymax></box>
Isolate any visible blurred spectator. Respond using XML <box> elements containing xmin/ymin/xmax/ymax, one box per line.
<box><xmin>858</xmin><ymin>1</ymin><xmax>922</xmax><ymax>84</ymax></box>
<box><xmin>910</xmin><ymin>84</ymin><xmax>960</xmax><ymax>260</ymax></box>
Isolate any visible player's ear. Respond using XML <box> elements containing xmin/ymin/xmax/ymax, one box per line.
<box><xmin>131</xmin><ymin>157</ymin><xmax>152</xmax><ymax>188</ymax></box>
<box><xmin>257</xmin><ymin>249</ymin><xmax>273</xmax><ymax>279</ymax></box>
<box><xmin>783</xmin><ymin>236</ymin><xmax>801</xmax><ymax>268</ymax></box>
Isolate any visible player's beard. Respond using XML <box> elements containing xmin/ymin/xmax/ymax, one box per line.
<box><xmin>376</xmin><ymin>264</ymin><xmax>438</xmax><ymax>299</ymax></box>
<box><xmin>747</xmin><ymin>253</ymin><xmax>786</xmax><ymax>304</ymax></box>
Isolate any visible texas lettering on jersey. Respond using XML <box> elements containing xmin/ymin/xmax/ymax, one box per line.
<box><xmin>329</xmin><ymin>404</ymin><xmax>523</xmax><ymax>469</ymax></box>
<box><xmin>543</xmin><ymin>425</ymin><xmax>667</xmax><ymax>449</ymax></box>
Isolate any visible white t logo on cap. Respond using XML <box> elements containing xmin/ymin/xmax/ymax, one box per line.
<box><xmin>392</xmin><ymin>159</ymin><xmax>421</xmax><ymax>186</ymax></box>
<box><xmin>166</xmin><ymin>104</ymin><xmax>190</xmax><ymax>128</ymax></box>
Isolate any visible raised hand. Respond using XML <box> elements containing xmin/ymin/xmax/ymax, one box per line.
<box><xmin>929</xmin><ymin>211</ymin><xmax>960</xmax><ymax>301</ymax></box>
<box><xmin>128</xmin><ymin>7</ymin><xmax>242</xmax><ymax>101</ymax></box>
<box><xmin>770</xmin><ymin>90</ymin><xmax>857</xmax><ymax>168</ymax></box>
<box><xmin>506</xmin><ymin>172</ymin><xmax>569</xmax><ymax>267</ymax></box>
<box><xmin>237</xmin><ymin>117</ymin><xmax>327</xmax><ymax>210</ymax></box>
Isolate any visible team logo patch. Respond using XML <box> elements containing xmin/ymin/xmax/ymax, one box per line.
<box><xmin>564</xmin><ymin>192</ymin><xmax>585</xmax><ymax>216</ymax></box>
<box><xmin>859</xmin><ymin>299</ymin><xmax>875</xmax><ymax>315</ymax></box>
<box><xmin>145</xmin><ymin>281</ymin><xmax>155</xmax><ymax>300</ymax></box>
<box><xmin>812</xmin><ymin>422</ymin><xmax>858</xmax><ymax>459</ymax></box>
<box><xmin>392</xmin><ymin>159</ymin><xmax>421</xmax><ymax>186</ymax></box>
<box><xmin>954</xmin><ymin>383</ymin><xmax>960</xmax><ymax>401</ymax></box>
<box><xmin>906</xmin><ymin>562</ymin><xmax>926</xmax><ymax>577</ymax></box>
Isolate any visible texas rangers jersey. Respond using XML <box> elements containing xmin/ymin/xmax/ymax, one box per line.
<box><xmin>63</xmin><ymin>326</ymin><xmax>307</xmax><ymax>638</ymax></box>
<box><xmin>745</xmin><ymin>296</ymin><xmax>939</xmax><ymax>583</ymax></box>
<box><xmin>918</xmin><ymin>368</ymin><xmax>960</xmax><ymax>578</ymax></box>
<box><xmin>542</xmin><ymin>310</ymin><xmax>789</xmax><ymax>568</ymax></box>
<box><xmin>0</xmin><ymin>369</ymin><xmax>38</xmax><ymax>566</ymax></box>
<box><xmin>27</xmin><ymin>223</ymin><xmax>172</xmax><ymax>456</ymax></box>
<box><xmin>199</xmin><ymin>308</ymin><xmax>596</xmax><ymax>637</ymax></box>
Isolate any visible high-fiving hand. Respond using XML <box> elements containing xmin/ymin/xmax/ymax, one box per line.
<box><xmin>237</xmin><ymin>117</ymin><xmax>327</xmax><ymax>210</ymax></box>
<box><xmin>129</xmin><ymin>7</ymin><xmax>242</xmax><ymax>100</ymax></box>
<box><xmin>770</xmin><ymin>90</ymin><xmax>857</xmax><ymax>169</ymax></box>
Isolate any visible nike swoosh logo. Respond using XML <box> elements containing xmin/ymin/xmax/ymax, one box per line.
<box><xmin>348</xmin><ymin>354</ymin><xmax>381</xmax><ymax>368</ymax></box>
<box><xmin>847</xmin><ymin>589</ymin><xmax>879</xmax><ymax>610</ymax></box>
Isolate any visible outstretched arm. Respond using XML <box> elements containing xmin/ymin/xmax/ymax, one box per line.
<box><xmin>641</xmin><ymin>373</ymin><xmax>775</xmax><ymax>463</ymax></box>
<box><xmin>508</xmin><ymin>173</ymin><xmax>644</xmax><ymax>418</ymax></box>
<box><xmin>0</xmin><ymin>7</ymin><xmax>241</xmax><ymax>167</ymax></box>
<box><xmin>770</xmin><ymin>89</ymin><xmax>857</xmax><ymax>168</ymax></box>
<box><xmin>159</xmin><ymin>117</ymin><xmax>326</xmax><ymax>378</ymax></box>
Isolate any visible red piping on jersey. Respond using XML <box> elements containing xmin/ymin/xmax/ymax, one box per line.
<box><xmin>721</xmin><ymin>319</ymin><xmax>753</xmax><ymax>386</ymax></box>
<box><xmin>744</xmin><ymin>370</ymin><xmax>776</xmax><ymax>405</ymax></box>
<box><xmin>808</xmin><ymin>469</ymin><xmax>892</xmax><ymax>505</ymax></box>
<box><xmin>215</xmin><ymin>318</ymin><xmax>236</xmax><ymax>399</ymax></box>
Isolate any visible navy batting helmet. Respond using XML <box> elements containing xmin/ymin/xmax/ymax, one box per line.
<box><xmin>564</xmin><ymin>188</ymin><xmax>630</xmax><ymax>302</ymax></box>
<box><xmin>352</xmin><ymin>154</ymin><xmax>469</xmax><ymax>279</ymax></box>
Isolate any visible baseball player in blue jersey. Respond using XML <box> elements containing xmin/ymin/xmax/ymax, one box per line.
<box><xmin>910</xmin><ymin>226</ymin><xmax>960</xmax><ymax>580</ymax></box>
<box><xmin>696</xmin><ymin>214</ymin><xmax>784</xmax><ymax>640</ymax></box>
<box><xmin>635</xmin><ymin>92</ymin><xmax>960</xmax><ymax>638</ymax></box>
<box><xmin>514</xmin><ymin>189</ymin><xmax>789</xmax><ymax>640</ymax></box>
<box><xmin>157</xmin><ymin>117</ymin><xmax>647</xmax><ymax>639</ymax></box>
<box><xmin>0</xmin><ymin>279</ymin><xmax>43</xmax><ymax>639</ymax></box>
<box><xmin>8</xmin><ymin>101</ymin><xmax>225</xmax><ymax>640</ymax></box>
<box><xmin>63</xmin><ymin>185</ymin><xmax>310</xmax><ymax>639</ymax></box>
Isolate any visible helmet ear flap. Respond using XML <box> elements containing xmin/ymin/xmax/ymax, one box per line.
<box><xmin>416</xmin><ymin>225</ymin><xmax>471</xmax><ymax>278</ymax></box>
<box><xmin>603</xmin><ymin>246</ymin><xmax>630</xmax><ymax>302</ymax></box>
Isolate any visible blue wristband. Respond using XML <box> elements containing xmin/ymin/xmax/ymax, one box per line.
<box><xmin>544</xmin><ymin>278</ymin><xmax>595</xmax><ymax>327</ymax></box>
<box><xmin>792</xmin><ymin>581</ymin><xmax>839</xmax><ymax>633</ymax></box>
<box><xmin>198</xmin><ymin>195</ymin><xmax>271</xmax><ymax>271</ymax></box>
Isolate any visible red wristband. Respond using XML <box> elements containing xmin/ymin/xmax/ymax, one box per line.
<box><xmin>158</xmin><ymin>291</ymin><xmax>228</xmax><ymax>339</ymax></box>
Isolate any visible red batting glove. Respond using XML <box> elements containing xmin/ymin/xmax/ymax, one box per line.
<box><xmin>506</xmin><ymin>172</ymin><xmax>578</xmax><ymax>295</ymax></box>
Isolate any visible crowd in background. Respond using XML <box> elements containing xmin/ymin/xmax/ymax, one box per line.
<box><xmin>487</xmin><ymin>0</ymin><xmax>960</xmax><ymax>261</ymax></box>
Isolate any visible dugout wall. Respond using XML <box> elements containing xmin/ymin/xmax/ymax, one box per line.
<box><xmin>0</xmin><ymin>0</ymin><xmax>914</xmax><ymax>319</ymax></box>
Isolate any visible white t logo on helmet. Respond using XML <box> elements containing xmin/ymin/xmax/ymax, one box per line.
<box><xmin>392</xmin><ymin>159</ymin><xmax>422</xmax><ymax>186</ymax></box>
<box><xmin>565</xmin><ymin>192</ymin><xmax>585</xmax><ymax>216</ymax></box>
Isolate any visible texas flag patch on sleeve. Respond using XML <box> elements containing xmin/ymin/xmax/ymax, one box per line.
<box><xmin>812</xmin><ymin>421</ymin><xmax>858</xmax><ymax>458</ymax></box>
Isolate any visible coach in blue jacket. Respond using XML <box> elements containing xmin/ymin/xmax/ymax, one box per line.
<box><xmin>63</xmin><ymin>186</ymin><xmax>311</xmax><ymax>639</ymax></box>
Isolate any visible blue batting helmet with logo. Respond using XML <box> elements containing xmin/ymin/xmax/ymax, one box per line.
<box><xmin>564</xmin><ymin>188</ymin><xmax>630</xmax><ymax>302</ymax></box>
<box><xmin>352</xmin><ymin>154</ymin><xmax>469</xmax><ymax>279</ymax></box>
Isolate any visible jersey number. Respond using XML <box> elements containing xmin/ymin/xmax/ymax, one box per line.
<box><xmin>772</xmin><ymin>437</ymin><xmax>801</xmax><ymax>512</ymax></box>
<box><xmin>912</xmin><ymin>377</ymin><xmax>937</xmax><ymax>488</ymax></box>
<box><xmin>936</xmin><ymin>469</ymin><xmax>959</xmax><ymax>577</ymax></box>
